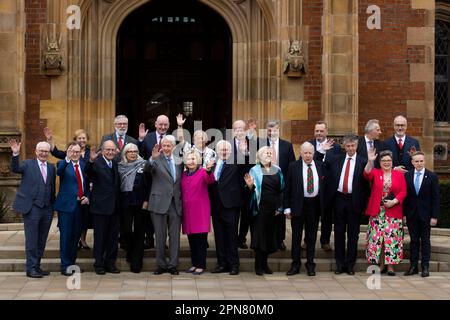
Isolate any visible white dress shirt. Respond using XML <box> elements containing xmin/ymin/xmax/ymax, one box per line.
<box><xmin>365</xmin><ymin>135</ymin><xmax>374</xmax><ymax>152</ymax></box>
<box><xmin>395</xmin><ymin>134</ymin><xmax>406</xmax><ymax>146</ymax></box>
<box><xmin>337</xmin><ymin>154</ymin><xmax>356</xmax><ymax>194</ymax></box>
<box><xmin>302</xmin><ymin>160</ymin><xmax>319</xmax><ymax>197</ymax></box>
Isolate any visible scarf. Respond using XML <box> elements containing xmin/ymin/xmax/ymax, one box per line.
<box><xmin>118</xmin><ymin>159</ymin><xmax>146</xmax><ymax>192</ymax></box>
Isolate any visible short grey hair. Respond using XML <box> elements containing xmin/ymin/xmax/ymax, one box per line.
<box><xmin>121</xmin><ymin>143</ymin><xmax>142</xmax><ymax>163</ymax></box>
<box><xmin>394</xmin><ymin>115</ymin><xmax>407</xmax><ymax>124</ymax></box>
<box><xmin>161</xmin><ymin>135</ymin><xmax>176</xmax><ymax>146</ymax></box>
<box><xmin>114</xmin><ymin>115</ymin><xmax>128</xmax><ymax>124</ymax></box>
<box><xmin>36</xmin><ymin>141</ymin><xmax>51</xmax><ymax>151</ymax></box>
<box><xmin>101</xmin><ymin>140</ymin><xmax>116</xmax><ymax>150</ymax></box>
<box><xmin>342</xmin><ymin>134</ymin><xmax>359</xmax><ymax>145</ymax></box>
<box><xmin>256</xmin><ymin>146</ymin><xmax>271</xmax><ymax>164</ymax></box>
<box><xmin>364</xmin><ymin>119</ymin><xmax>379</xmax><ymax>134</ymax></box>
<box><xmin>193</xmin><ymin>130</ymin><xmax>208</xmax><ymax>142</ymax></box>
<box><xmin>266</xmin><ymin>120</ymin><xmax>280</xmax><ymax>128</ymax></box>
<box><xmin>216</xmin><ymin>140</ymin><xmax>232</xmax><ymax>151</ymax></box>
<box><xmin>379</xmin><ymin>150</ymin><xmax>393</xmax><ymax>160</ymax></box>
<box><xmin>300</xmin><ymin>141</ymin><xmax>314</xmax><ymax>153</ymax></box>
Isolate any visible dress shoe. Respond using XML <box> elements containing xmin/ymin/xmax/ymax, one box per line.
<box><xmin>37</xmin><ymin>267</ymin><xmax>50</xmax><ymax>276</ymax></box>
<box><xmin>193</xmin><ymin>268</ymin><xmax>204</xmax><ymax>275</ymax></box>
<box><xmin>404</xmin><ymin>265</ymin><xmax>419</xmax><ymax>276</ymax></box>
<box><xmin>185</xmin><ymin>266</ymin><xmax>196</xmax><ymax>273</ymax></box>
<box><xmin>168</xmin><ymin>268</ymin><xmax>179</xmax><ymax>275</ymax></box>
<box><xmin>95</xmin><ymin>268</ymin><xmax>106</xmax><ymax>275</ymax></box>
<box><xmin>153</xmin><ymin>267</ymin><xmax>167</xmax><ymax>275</ymax></box>
<box><xmin>347</xmin><ymin>268</ymin><xmax>355</xmax><ymax>276</ymax></box>
<box><xmin>211</xmin><ymin>266</ymin><xmax>229</xmax><ymax>274</ymax></box>
<box><xmin>278</xmin><ymin>241</ymin><xmax>286</xmax><ymax>251</ymax></box>
<box><xmin>380</xmin><ymin>266</ymin><xmax>388</xmax><ymax>274</ymax></box>
<box><xmin>421</xmin><ymin>266</ymin><xmax>430</xmax><ymax>278</ymax></box>
<box><xmin>78</xmin><ymin>241</ymin><xmax>91</xmax><ymax>250</ymax></box>
<box><xmin>61</xmin><ymin>270</ymin><xmax>74</xmax><ymax>276</ymax></box>
<box><xmin>26</xmin><ymin>269</ymin><xmax>43</xmax><ymax>279</ymax></box>
<box><xmin>334</xmin><ymin>267</ymin><xmax>346</xmax><ymax>275</ymax></box>
<box><xmin>321</xmin><ymin>243</ymin><xmax>332</xmax><ymax>252</ymax></box>
<box><xmin>237</xmin><ymin>242</ymin><xmax>248</xmax><ymax>249</ymax></box>
<box><xmin>255</xmin><ymin>269</ymin><xmax>264</xmax><ymax>276</ymax></box>
<box><xmin>387</xmin><ymin>268</ymin><xmax>396</xmax><ymax>276</ymax></box>
<box><xmin>263</xmin><ymin>265</ymin><xmax>273</xmax><ymax>274</ymax></box>
<box><xmin>229</xmin><ymin>267</ymin><xmax>239</xmax><ymax>275</ymax></box>
<box><xmin>105</xmin><ymin>265</ymin><xmax>120</xmax><ymax>274</ymax></box>
<box><xmin>306</xmin><ymin>264</ymin><xmax>316</xmax><ymax>276</ymax></box>
<box><xmin>286</xmin><ymin>265</ymin><xmax>300</xmax><ymax>276</ymax></box>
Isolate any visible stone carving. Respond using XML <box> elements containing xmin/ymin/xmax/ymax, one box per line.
<box><xmin>283</xmin><ymin>40</ymin><xmax>306</xmax><ymax>78</ymax></box>
<box><xmin>0</xmin><ymin>133</ymin><xmax>21</xmax><ymax>177</ymax></box>
<box><xmin>42</xmin><ymin>24</ymin><xmax>64</xmax><ymax>76</ymax></box>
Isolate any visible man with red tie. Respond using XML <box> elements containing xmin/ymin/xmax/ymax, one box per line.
<box><xmin>383</xmin><ymin>115</ymin><xmax>420</xmax><ymax>173</ymax></box>
<box><xmin>54</xmin><ymin>142</ymin><xmax>90</xmax><ymax>275</ymax></box>
<box><xmin>100</xmin><ymin>115</ymin><xmax>139</xmax><ymax>161</ymax></box>
<box><xmin>324</xmin><ymin>135</ymin><xmax>368</xmax><ymax>275</ymax></box>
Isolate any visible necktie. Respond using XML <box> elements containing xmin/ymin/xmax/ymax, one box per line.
<box><xmin>167</xmin><ymin>157</ymin><xmax>176</xmax><ymax>182</ymax></box>
<box><xmin>307</xmin><ymin>164</ymin><xmax>314</xmax><ymax>194</ymax></box>
<box><xmin>398</xmin><ymin>138</ymin><xmax>403</xmax><ymax>150</ymax></box>
<box><xmin>158</xmin><ymin>135</ymin><xmax>164</xmax><ymax>151</ymax></box>
<box><xmin>414</xmin><ymin>171</ymin><xmax>421</xmax><ymax>195</ymax></box>
<box><xmin>216</xmin><ymin>160</ymin><xmax>224</xmax><ymax>180</ymax></box>
<box><xmin>118</xmin><ymin>135</ymin><xmax>124</xmax><ymax>151</ymax></box>
<box><xmin>342</xmin><ymin>158</ymin><xmax>352</xmax><ymax>194</ymax></box>
<box><xmin>40</xmin><ymin>162</ymin><xmax>47</xmax><ymax>183</ymax></box>
<box><xmin>271</xmin><ymin>141</ymin><xmax>278</xmax><ymax>165</ymax></box>
<box><xmin>107</xmin><ymin>161</ymin><xmax>112</xmax><ymax>169</ymax></box>
<box><xmin>368</xmin><ymin>140</ymin><xmax>373</xmax><ymax>151</ymax></box>
<box><xmin>74</xmin><ymin>163</ymin><xmax>83</xmax><ymax>198</ymax></box>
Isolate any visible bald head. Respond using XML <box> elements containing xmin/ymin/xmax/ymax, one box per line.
<box><xmin>102</xmin><ymin>140</ymin><xmax>117</xmax><ymax>161</ymax></box>
<box><xmin>393</xmin><ymin>115</ymin><xmax>407</xmax><ymax>138</ymax></box>
<box><xmin>155</xmin><ymin>115</ymin><xmax>170</xmax><ymax>135</ymax></box>
<box><xmin>232</xmin><ymin>120</ymin><xmax>246</xmax><ymax>140</ymax></box>
<box><xmin>300</xmin><ymin>141</ymin><xmax>314</xmax><ymax>164</ymax></box>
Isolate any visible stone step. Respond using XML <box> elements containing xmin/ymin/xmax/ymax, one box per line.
<box><xmin>0</xmin><ymin>257</ymin><xmax>448</xmax><ymax>273</ymax></box>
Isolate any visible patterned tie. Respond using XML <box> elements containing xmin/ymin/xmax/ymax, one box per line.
<box><xmin>216</xmin><ymin>160</ymin><xmax>225</xmax><ymax>180</ymax></box>
<box><xmin>307</xmin><ymin>163</ymin><xmax>314</xmax><ymax>194</ymax></box>
<box><xmin>414</xmin><ymin>171</ymin><xmax>421</xmax><ymax>195</ymax></box>
<box><xmin>40</xmin><ymin>162</ymin><xmax>47</xmax><ymax>183</ymax></box>
<box><xmin>368</xmin><ymin>140</ymin><xmax>373</xmax><ymax>151</ymax></box>
<box><xmin>158</xmin><ymin>135</ymin><xmax>163</xmax><ymax>151</ymax></box>
<box><xmin>118</xmin><ymin>135</ymin><xmax>124</xmax><ymax>151</ymax></box>
<box><xmin>342</xmin><ymin>158</ymin><xmax>352</xmax><ymax>194</ymax></box>
<box><xmin>167</xmin><ymin>157</ymin><xmax>176</xmax><ymax>182</ymax></box>
<box><xmin>398</xmin><ymin>138</ymin><xmax>403</xmax><ymax>150</ymax></box>
<box><xmin>107</xmin><ymin>161</ymin><xmax>112</xmax><ymax>169</ymax></box>
<box><xmin>74</xmin><ymin>163</ymin><xmax>83</xmax><ymax>198</ymax></box>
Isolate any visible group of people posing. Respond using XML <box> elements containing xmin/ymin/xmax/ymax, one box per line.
<box><xmin>10</xmin><ymin>114</ymin><xmax>440</xmax><ymax>279</ymax></box>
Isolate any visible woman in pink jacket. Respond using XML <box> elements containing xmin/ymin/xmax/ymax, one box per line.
<box><xmin>181</xmin><ymin>149</ymin><xmax>215</xmax><ymax>275</ymax></box>
<box><xmin>364</xmin><ymin>149</ymin><xmax>407</xmax><ymax>276</ymax></box>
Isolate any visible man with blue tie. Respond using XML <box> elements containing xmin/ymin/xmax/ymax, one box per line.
<box><xmin>145</xmin><ymin>135</ymin><xmax>183</xmax><ymax>275</ymax></box>
<box><xmin>403</xmin><ymin>151</ymin><xmax>440</xmax><ymax>277</ymax></box>
<box><xmin>54</xmin><ymin>142</ymin><xmax>90</xmax><ymax>276</ymax></box>
<box><xmin>10</xmin><ymin>140</ymin><xmax>56</xmax><ymax>278</ymax></box>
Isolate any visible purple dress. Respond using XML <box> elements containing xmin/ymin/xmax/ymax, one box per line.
<box><xmin>181</xmin><ymin>167</ymin><xmax>216</xmax><ymax>235</ymax></box>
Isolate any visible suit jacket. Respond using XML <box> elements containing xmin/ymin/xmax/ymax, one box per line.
<box><xmin>357</xmin><ymin>136</ymin><xmax>383</xmax><ymax>168</ymax></box>
<box><xmin>307</xmin><ymin>139</ymin><xmax>341</xmax><ymax>162</ymax></box>
<box><xmin>404</xmin><ymin>169</ymin><xmax>440</xmax><ymax>222</ymax></box>
<box><xmin>210</xmin><ymin>161</ymin><xmax>245</xmax><ymax>210</ymax></box>
<box><xmin>85</xmin><ymin>157</ymin><xmax>120</xmax><ymax>215</ymax></box>
<box><xmin>141</xmin><ymin>131</ymin><xmax>158</xmax><ymax>160</ymax></box>
<box><xmin>363</xmin><ymin>168</ymin><xmax>407</xmax><ymax>219</ymax></box>
<box><xmin>100</xmin><ymin>132</ymin><xmax>140</xmax><ymax>161</ymax></box>
<box><xmin>11</xmin><ymin>156</ymin><xmax>56</xmax><ymax>214</ymax></box>
<box><xmin>54</xmin><ymin>160</ymin><xmax>90</xmax><ymax>213</ymax></box>
<box><xmin>383</xmin><ymin>135</ymin><xmax>420</xmax><ymax>171</ymax></box>
<box><xmin>324</xmin><ymin>153</ymin><xmax>368</xmax><ymax>213</ymax></box>
<box><xmin>144</xmin><ymin>153</ymin><xmax>182</xmax><ymax>215</ymax></box>
<box><xmin>261</xmin><ymin>138</ymin><xmax>296</xmax><ymax>177</ymax></box>
<box><xmin>283</xmin><ymin>160</ymin><xmax>326</xmax><ymax>218</ymax></box>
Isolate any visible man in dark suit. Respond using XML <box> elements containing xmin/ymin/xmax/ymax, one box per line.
<box><xmin>324</xmin><ymin>135</ymin><xmax>367</xmax><ymax>275</ymax></box>
<box><xmin>306</xmin><ymin>121</ymin><xmax>341</xmax><ymax>252</ymax></box>
<box><xmin>145</xmin><ymin>135</ymin><xmax>183</xmax><ymax>276</ymax></box>
<box><xmin>383</xmin><ymin>115</ymin><xmax>420</xmax><ymax>173</ymax></box>
<box><xmin>284</xmin><ymin>142</ymin><xmax>326</xmax><ymax>276</ymax></box>
<box><xmin>356</xmin><ymin>119</ymin><xmax>383</xmax><ymax>167</ymax></box>
<box><xmin>54</xmin><ymin>142</ymin><xmax>90</xmax><ymax>276</ymax></box>
<box><xmin>86</xmin><ymin>140</ymin><xmax>121</xmax><ymax>275</ymax></box>
<box><xmin>210</xmin><ymin>140</ymin><xmax>245</xmax><ymax>275</ymax></box>
<box><xmin>261</xmin><ymin>120</ymin><xmax>295</xmax><ymax>251</ymax></box>
<box><xmin>10</xmin><ymin>140</ymin><xmax>56</xmax><ymax>278</ymax></box>
<box><xmin>100</xmin><ymin>115</ymin><xmax>139</xmax><ymax>160</ymax></box>
<box><xmin>404</xmin><ymin>151</ymin><xmax>439</xmax><ymax>277</ymax></box>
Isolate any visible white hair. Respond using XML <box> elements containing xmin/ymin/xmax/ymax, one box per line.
<box><xmin>114</xmin><ymin>115</ymin><xmax>128</xmax><ymax>124</ymax></box>
<box><xmin>161</xmin><ymin>135</ymin><xmax>176</xmax><ymax>146</ymax></box>
<box><xmin>256</xmin><ymin>146</ymin><xmax>271</xmax><ymax>164</ymax></box>
<box><xmin>394</xmin><ymin>115</ymin><xmax>407</xmax><ymax>124</ymax></box>
<box><xmin>216</xmin><ymin>140</ymin><xmax>232</xmax><ymax>150</ymax></box>
<box><xmin>300</xmin><ymin>141</ymin><xmax>314</xmax><ymax>153</ymax></box>
<box><xmin>120</xmin><ymin>143</ymin><xmax>142</xmax><ymax>163</ymax></box>
<box><xmin>36</xmin><ymin>141</ymin><xmax>51</xmax><ymax>151</ymax></box>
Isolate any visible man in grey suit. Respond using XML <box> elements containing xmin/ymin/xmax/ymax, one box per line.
<box><xmin>10</xmin><ymin>140</ymin><xmax>56</xmax><ymax>278</ymax></box>
<box><xmin>145</xmin><ymin>135</ymin><xmax>183</xmax><ymax>275</ymax></box>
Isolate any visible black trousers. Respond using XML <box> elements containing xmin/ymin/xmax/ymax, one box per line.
<box><xmin>407</xmin><ymin>214</ymin><xmax>431</xmax><ymax>268</ymax></box>
<box><xmin>212</xmin><ymin>202</ymin><xmax>240</xmax><ymax>269</ymax></box>
<box><xmin>275</xmin><ymin>214</ymin><xmax>286</xmax><ymax>246</ymax></box>
<box><xmin>187</xmin><ymin>233</ymin><xmax>208</xmax><ymax>269</ymax></box>
<box><xmin>291</xmin><ymin>196</ymin><xmax>320</xmax><ymax>266</ymax></box>
<box><xmin>237</xmin><ymin>198</ymin><xmax>251</xmax><ymax>245</ymax></box>
<box><xmin>92</xmin><ymin>213</ymin><xmax>120</xmax><ymax>269</ymax></box>
<box><xmin>320</xmin><ymin>206</ymin><xmax>333</xmax><ymax>245</ymax></box>
<box><xmin>143</xmin><ymin>213</ymin><xmax>154</xmax><ymax>244</ymax></box>
<box><xmin>254</xmin><ymin>249</ymin><xmax>269</xmax><ymax>271</ymax></box>
<box><xmin>334</xmin><ymin>193</ymin><xmax>361</xmax><ymax>270</ymax></box>
<box><xmin>122</xmin><ymin>205</ymin><xmax>147</xmax><ymax>271</ymax></box>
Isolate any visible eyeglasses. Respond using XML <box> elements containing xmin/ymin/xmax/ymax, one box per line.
<box><xmin>126</xmin><ymin>150</ymin><xmax>138</xmax><ymax>154</ymax></box>
<box><xmin>37</xmin><ymin>150</ymin><xmax>49</xmax><ymax>153</ymax></box>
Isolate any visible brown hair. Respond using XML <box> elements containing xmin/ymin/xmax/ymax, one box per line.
<box><xmin>73</xmin><ymin>129</ymin><xmax>89</xmax><ymax>141</ymax></box>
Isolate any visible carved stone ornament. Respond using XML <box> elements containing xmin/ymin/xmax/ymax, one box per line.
<box><xmin>0</xmin><ymin>133</ymin><xmax>21</xmax><ymax>177</ymax></box>
<box><xmin>283</xmin><ymin>40</ymin><xmax>307</xmax><ymax>78</ymax></box>
<box><xmin>42</xmin><ymin>24</ymin><xmax>64</xmax><ymax>76</ymax></box>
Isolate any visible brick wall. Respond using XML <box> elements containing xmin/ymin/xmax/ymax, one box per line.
<box><xmin>24</xmin><ymin>0</ymin><xmax>50</xmax><ymax>158</ymax></box>
<box><xmin>291</xmin><ymin>0</ymin><xmax>323</xmax><ymax>144</ymax></box>
<box><xmin>358</xmin><ymin>0</ymin><xmax>427</xmax><ymax>140</ymax></box>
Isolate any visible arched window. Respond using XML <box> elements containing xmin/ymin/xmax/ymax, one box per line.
<box><xmin>435</xmin><ymin>20</ymin><xmax>450</xmax><ymax>122</ymax></box>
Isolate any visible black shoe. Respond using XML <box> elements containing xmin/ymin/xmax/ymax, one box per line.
<box><xmin>229</xmin><ymin>267</ymin><xmax>239</xmax><ymax>275</ymax></box>
<box><xmin>255</xmin><ymin>269</ymin><xmax>264</xmax><ymax>276</ymax></box>
<box><xmin>26</xmin><ymin>269</ymin><xmax>43</xmax><ymax>279</ymax></box>
<box><xmin>78</xmin><ymin>241</ymin><xmax>91</xmax><ymax>250</ymax></box>
<box><xmin>168</xmin><ymin>268</ymin><xmax>179</xmax><ymax>275</ymax></box>
<box><xmin>211</xmin><ymin>266</ymin><xmax>229</xmax><ymax>274</ymax></box>
<box><xmin>154</xmin><ymin>267</ymin><xmax>167</xmax><ymax>275</ymax></box>
<box><xmin>105</xmin><ymin>265</ymin><xmax>120</xmax><ymax>274</ymax></box>
<box><xmin>380</xmin><ymin>266</ymin><xmax>388</xmax><ymax>274</ymax></box>
<box><xmin>306</xmin><ymin>264</ymin><xmax>316</xmax><ymax>276</ymax></box>
<box><xmin>404</xmin><ymin>265</ymin><xmax>419</xmax><ymax>276</ymax></box>
<box><xmin>237</xmin><ymin>242</ymin><xmax>248</xmax><ymax>249</ymax></box>
<box><xmin>387</xmin><ymin>269</ymin><xmax>396</xmax><ymax>276</ymax></box>
<box><xmin>61</xmin><ymin>270</ymin><xmax>74</xmax><ymax>276</ymax></box>
<box><xmin>347</xmin><ymin>268</ymin><xmax>355</xmax><ymax>276</ymax></box>
<box><xmin>144</xmin><ymin>239</ymin><xmax>154</xmax><ymax>250</ymax></box>
<box><xmin>335</xmin><ymin>266</ymin><xmax>346</xmax><ymax>275</ymax></box>
<box><xmin>278</xmin><ymin>241</ymin><xmax>286</xmax><ymax>251</ymax></box>
<box><xmin>95</xmin><ymin>268</ymin><xmax>106</xmax><ymax>275</ymax></box>
<box><xmin>37</xmin><ymin>267</ymin><xmax>50</xmax><ymax>276</ymax></box>
<box><xmin>286</xmin><ymin>265</ymin><xmax>300</xmax><ymax>276</ymax></box>
<box><xmin>263</xmin><ymin>265</ymin><xmax>273</xmax><ymax>274</ymax></box>
<box><xmin>421</xmin><ymin>266</ymin><xmax>430</xmax><ymax>278</ymax></box>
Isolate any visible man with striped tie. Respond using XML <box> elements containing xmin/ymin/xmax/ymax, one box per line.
<box><xmin>284</xmin><ymin>142</ymin><xmax>326</xmax><ymax>276</ymax></box>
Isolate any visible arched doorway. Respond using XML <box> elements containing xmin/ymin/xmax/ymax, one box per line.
<box><xmin>116</xmin><ymin>0</ymin><xmax>232</xmax><ymax>135</ymax></box>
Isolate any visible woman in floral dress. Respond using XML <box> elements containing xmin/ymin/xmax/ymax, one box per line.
<box><xmin>364</xmin><ymin>149</ymin><xmax>407</xmax><ymax>276</ymax></box>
